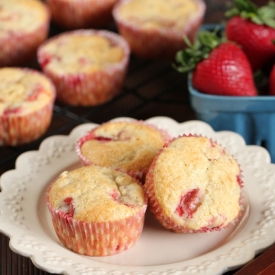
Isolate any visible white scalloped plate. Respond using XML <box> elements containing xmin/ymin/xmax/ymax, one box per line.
<box><xmin>1</xmin><ymin>117</ymin><xmax>275</xmax><ymax>275</ymax></box>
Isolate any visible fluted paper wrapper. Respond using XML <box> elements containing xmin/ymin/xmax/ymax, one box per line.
<box><xmin>46</xmin><ymin>185</ymin><xmax>147</xmax><ymax>256</ymax></box>
<box><xmin>0</xmin><ymin>101</ymin><xmax>54</xmax><ymax>146</ymax></box>
<box><xmin>46</xmin><ymin>0</ymin><xmax>119</xmax><ymax>29</ymax></box>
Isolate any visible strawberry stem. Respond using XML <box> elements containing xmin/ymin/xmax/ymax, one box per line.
<box><xmin>226</xmin><ymin>0</ymin><xmax>275</xmax><ymax>28</ymax></box>
<box><xmin>173</xmin><ymin>28</ymin><xmax>225</xmax><ymax>73</ymax></box>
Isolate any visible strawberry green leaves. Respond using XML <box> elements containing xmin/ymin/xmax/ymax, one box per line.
<box><xmin>226</xmin><ymin>0</ymin><xmax>275</xmax><ymax>28</ymax></box>
<box><xmin>174</xmin><ymin>29</ymin><xmax>224</xmax><ymax>73</ymax></box>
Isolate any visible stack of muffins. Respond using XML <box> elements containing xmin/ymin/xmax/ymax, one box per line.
<box><xmin>46</xmin><ymin>119</ymin><xmax>170</xmax><ymax>256</ymax></box>
<box><xmin>46</xmin><ymin>119</ymin><xmax>244</xmax><ymax>257</ymax></box>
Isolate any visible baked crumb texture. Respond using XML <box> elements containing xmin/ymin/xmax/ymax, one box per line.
<box><xmin>144</xmin><ymin>135</ymin><xmax>243</xmax><ymax>233</ymax></box>
<box><xmin>76</xmin><ymin>120</ymin><xmax>171</xmax><ymax>180</ymax></box>
<box><xmin>0</xmin><ymin>68</ymin><xmax>56</xmax><ymax>146</ymax></box>
<box><xmin>0</xmin><ymin>0</ymin><xmax>50</xmax><ymax>66</ymax></box>
<box><xmin>46</xmin><ymin>0</ymin><xmax>119</xmax><ymax>29</ymax></box>
<box><xmin>113</xmin><ymin>0</ymin><xmax>206</xmax><ymax>59</ymax></box>
<box><xmin>37</xmin><ymin>30</ymin><xmax>130</xmax><ymax>106</ymax></box>
<box><xmin>46</xmin><ymin>166</ymin><xmax>147</xmax><ymax>256</ymax></box>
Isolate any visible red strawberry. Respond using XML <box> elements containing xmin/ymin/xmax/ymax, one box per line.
<box><xmin>192</xmin><ymin>42</ymin><xmax>257</xmax><ymax>96</ymax></box>
<box><xmin>174</xmin><ymin>30</ymin><xmax>258</xmax><ymax>96</ymax></box>
<box><xmin>225</xmin><ymin>0</ymin><xmax>275</xmax><ymax>72</ymax></box>
<box><xmin>269</xmin><ymin>63</ymin><xmax>275</xmax><ymax>95</ymax></box>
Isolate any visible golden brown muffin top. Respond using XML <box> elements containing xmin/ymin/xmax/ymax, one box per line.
<box><xmin>117</xmin><ymin>0</ymin><xmax>202</xmax><ymax>31</ymax></box>
<box><xmin>38</xmin><ymin>32</ymin><xmax>125</xmax><ymax>75</ymax></box>
<box><xmin>149</xmin><ymin>136</ymin><xmax>241</xmax><ymax>230</ymax></box>
<box><xmin>80</xmin><ymin>121</ymin><xmax>168</xmax><ymax>173</ymax></box>
<box><xmin>0</xmin><ymin>0</ymin><xmax>49</xmax><ymax>36</ymax></box>
<box><xmin>48</xmin><ymin>166</ymin><xmax>146</xmax><ymax>222</ymax></box>
<box><xmin>0</xmin><ymin>68</ymin><xmax>55</xmax><ymax>115</ymax></box>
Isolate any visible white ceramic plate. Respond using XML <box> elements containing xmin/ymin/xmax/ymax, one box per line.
<box><xmin>1</xmin><ymin>116</ymin><xmax>275</xmax><ymax>275</ymax></box>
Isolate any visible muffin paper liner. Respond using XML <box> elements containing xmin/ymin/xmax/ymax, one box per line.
<box><xmin>144</xmin><ymin>133</ymin><xmax>244</xmax><ymax>233</ymax></box>
<box><xmin>37</xmin><ymin>30</ymin><xmax>130</xmax><ymax>106</ymax></box>
<box><xmin>0</xmin><ymin>7</ymin><xmax>50</xmax><ymax>67</ymax></box>
<box><xmin>46</xmin><ymin>183</ymin><xmax>147</xmax><ymax>256</ymax></box>
<box><xmin>112</xmin><ymin>0</ymin><xmax>206</xmax><ymax>59</ymax></box>
<box><xmin>46</xmin><ymin>0</ymin><xmax>119</xmax><ymax>29</ymax></box>
<box><xmin>75</xmin><ymin>120</ymin><xmax>172</xmax><ymax>181</ymax></box>
<box><xmin>0</xmin><ymin>101</ymin><xmax>54</xmax><ymax>146</ymax></box>
<box><xmin>0</xmin><ymin>68</ymin><xmax>56</xmax><ymax>146</ymax></box>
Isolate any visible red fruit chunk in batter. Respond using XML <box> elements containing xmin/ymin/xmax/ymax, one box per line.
<box><xmin>26</xmin><ymin>85</ymin><xmax>43</xmax><ymax>101</ymax></box>
<box><xmin>3</xmin><ymin>107</ymin><xmax>22</xmax><ymax>116</ymax></box>
<box><xmin>110</xmin><ymin>190</ymin><xmax>119</xmax><ymax>201</ymax></box>
<box><xmin>40</xmin><ymin>53</ymin><xmax>53</xmax><ymax>68</ymax></box>
<box><xmin>110</xmin><ymin>189</ymin><xmax>134</xmax><ymax>208</ymax></box>
<box><xmin>175</xmin><ymin>188</ymin><xmax>201</xmax><ymax>218</ymax></box>
<box><xmin>78</xmin><ymin>57</ymin><xmax>89</xmax><ymax>65</ymax></box>
<box><xmin>94</xmin><ymin>130</ymin><xmax>130</xmax><ymax>142</ymax></box>
<box><xmin>68</xmin><ymin>75</ymin><xmax>82</xmax><ymax>86</ymax></box>
<box><xmin>237</xmin><ymin>174</ymin><xmax>243</xmax><ymax>187</ymax></box>
<box><xmin>63</xmin><ymin>197</ymin><xmax>74</xmax><ymax>218</ymax></box>
<box><xmin>95</xmin><ymin>136</ymin><xmax>113</xmax><ymax>142</ymax></box>
<box><xmin>209</xmin><ymin>139</ymin><xmax>216</xmax><ymax>147</ymax></box>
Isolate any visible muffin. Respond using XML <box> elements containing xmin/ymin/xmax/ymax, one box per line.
<box><xmin>37</xmin><ymin>30</ymin><xmax>130</xmax><ymax>106</ymax></box>
<box><xmin>0</xmin><ymin>68</ymin><xmax>56</xmax><ymax>146</ymax></box>
<box><xmin>113</xmin><ymin>0</ymin><xmax>206</xmax><ymax>59</ymax></box>
<box><xmin>46</xmin><ymin>165</ymin><xmax>147</xmax><ymax>256</ymax></box>
<box><xmin>0</xmin><ymin>0</ymin><xmax>50</xmax><ymax>67</ymax></box>
<box><xmin>46</xmin><ymin>0</ymin><xmax>119</xmax><ymax>30</ymax></box>
<box><xmin>144</xmin><ymin>134</ymin><xmax>243</xmax><ymax>233</ymax></box>
<box><xmin>76</xmin><ymin>120</ymin><xmax>171</xmax><ymax>181</ymax></box>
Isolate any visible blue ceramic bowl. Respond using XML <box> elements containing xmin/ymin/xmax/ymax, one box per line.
<box><xmin>188</xmin><ymin>76</ymin><xmax>275</xmax><ymax>163</ymax></box>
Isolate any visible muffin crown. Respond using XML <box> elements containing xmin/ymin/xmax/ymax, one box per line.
<box><xmin>47</xmin><ymin>166</ymin><xmax>147</xmax><ymax>222</ymax></box>
<box><xmin>0</xmin><ymin>68</ymin><xmax>55</xmax><ymax>115</ymax></box>
<box><xmin>78</xmin><ymin>120</ymin><xmax>171</xmax><ymax>173</ymax></box>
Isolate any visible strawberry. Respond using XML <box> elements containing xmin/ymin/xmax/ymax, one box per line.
<box><xmin>269</xmin><ymin>63</ymin><xmax>275</xmax><ymax>95</ymax></box>
<box><xmin>225</xmin><ymin>0</ymin><xmax>275</xmax><ymax>72</ymax></box>
<box><xmin>174</xmin><ymin>30</ymin><xmax>258</xmax><ymax>96</ymax></box>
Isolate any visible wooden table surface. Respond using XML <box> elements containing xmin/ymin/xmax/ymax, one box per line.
<box><xmin>1</xmin><ymin>0</ymin><xmax>274</xmax><ymax>274</ymax></box>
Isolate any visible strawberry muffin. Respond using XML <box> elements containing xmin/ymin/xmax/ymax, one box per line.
<box><xmin>46</xmin><ymin>165</ymin><xmax>147</xmax><ymax>256</ymax></box>
<box><xmin>76</xmin><ymin>120</ymin><xmax>171</xmax><ymax>181</ymax></box>
<box><xmin>46</xmin><ymin>0</ymin><xmax>119</xmax><ymax>30</ymax></box>
<box><xmin>144</xmin><ymin>134</ymin><xmax>243</xmax><ymax>233</ymax></box>
<box><xmin>113</xmin><ymin>0</ymin><xmax>206</xmax><ymax>59</ymax></box>
<box><xmin>0</xmin><ymin>0</ymin><xmax>50</xmax><ymax>66</ymax></box>
<box><xmin>0</xmin><ymin>68</ymin><xmax>56</xmax><ymax>146</ymax></box>
<box><xmin>37</xmin><ymin>30</ymin><xmax>130</xmax><ymax>106</ymax></box>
